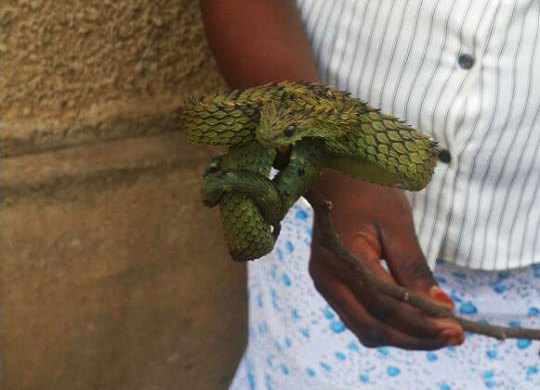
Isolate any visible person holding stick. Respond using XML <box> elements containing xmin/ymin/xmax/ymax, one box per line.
<box><xmin>199</xmin><ymin>1</ymin><xmax>540</xmax><ymax>388</ymax></box>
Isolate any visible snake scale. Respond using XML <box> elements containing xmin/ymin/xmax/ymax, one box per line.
<box><xmin>180</xmin><ymin>81</ymin><xmax>439</xmax><ymax>261</ymax></box>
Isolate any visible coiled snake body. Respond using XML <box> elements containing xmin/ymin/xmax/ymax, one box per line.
<box><xmin>180</xmin><ymin>81</ymin><xmax>438</xmax><ymax>261</ymax></box>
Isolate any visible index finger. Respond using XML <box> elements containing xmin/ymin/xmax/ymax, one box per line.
<box><xmin>310</xmin><ymin>252</ymin><xmax>454</xmax><ymax>350</ymax></box>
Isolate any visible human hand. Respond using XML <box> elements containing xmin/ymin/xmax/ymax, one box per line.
<box><xmin>309</xmin><ymin>171</ymin><xmax>464</xmax><ymax>350</ymax></box>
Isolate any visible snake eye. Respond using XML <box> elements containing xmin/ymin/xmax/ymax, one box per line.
<box><xmin>283</xmin><ymin>124</ymin><xmax>295</xmax><ymax>137</ymax></box>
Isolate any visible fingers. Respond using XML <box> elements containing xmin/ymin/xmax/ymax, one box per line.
<box><xmin>309</xmin><ymin>255</ymin><xmax>452</xmax><ymax>350</ymax></box>
<box><xmin>378</xmin><ymin>204</ymin><xmax>436</xmax><ymax>291</ymax></box>
<box><xmin>377</xmin><ymin>216</ymin><xmax>464</xmax><ymax>341</ymax></box>
<box><xmin>344</xmin><ymin>233</ymin><xmax>459</xmax><ymax>339</ymax></box>
<box><xmin>380</xmin><ymin>209</ymin><xmax>456</xmax><ymax>311</ymax></box>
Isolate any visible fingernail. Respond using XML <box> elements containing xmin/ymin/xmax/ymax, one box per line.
<box><xmin>441</xmin><ymin>329</ymin><xmax>464</xmax><ymax>346</ymax></box>
<box><xmin>447</xmin><ymin>334</ymin><xmax>464</xmax><ymax>346</ymax></box>
<box><xmin>429</xmin><ymin>286</ymin><xmax>454</xmax><ymax>309</ymax></box>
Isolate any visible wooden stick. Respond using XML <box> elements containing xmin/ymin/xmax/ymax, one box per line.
<box><xmin>304</xmin><ymin>188</ymin><xmax>540</xmax><ymax>341</ymax></box>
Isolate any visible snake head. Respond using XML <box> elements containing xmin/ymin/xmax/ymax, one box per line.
<box><xmin>256</xmin><ymin>100</ymin><xmax>319</xmax><ymax>147</ymax></box>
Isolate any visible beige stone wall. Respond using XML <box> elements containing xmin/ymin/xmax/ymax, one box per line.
<box><xmin>0</xmin><ymin>0</ymin><xmax>225</xmax><ymax>156</ymax></box>
<box><xmin>0</xmin><ymin>1</ymin><xmax>246</xmax><ymax>389</ymax></box>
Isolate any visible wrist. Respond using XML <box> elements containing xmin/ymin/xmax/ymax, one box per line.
<box><xmin>315</xmin><ymin>170</ymin><xmax>408</xmax><ymax>204</ymax></box>
<box><xmin>315</xmin><ymin>169</ymin><xmax>367</xmax><ymax>200</ymax></box>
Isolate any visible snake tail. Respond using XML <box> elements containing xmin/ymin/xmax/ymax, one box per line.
<box><xmin>202</xmin><ymin>169</ymin><xmax>284</xmax><ymax>225</ymax></box>
<box><xmin>211</xmin><ymin>142</ymin><xmax>277</xmax><ymax>261</ymax></box>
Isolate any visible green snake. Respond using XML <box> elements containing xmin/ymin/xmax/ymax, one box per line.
<box><xmin>180</xmin><ymin>81</ymin><xmax>439</xmax><ymax>261</ymax></box>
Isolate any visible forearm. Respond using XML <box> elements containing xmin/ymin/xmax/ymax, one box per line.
<box><xmin>199</xmin><ymin>0</ymin><xmax>319</xmax><ymax>88</ymax></box>
<box><xmin>199</xmin><ymin>0</ymin><xmax>344</xmax><ymax>189</ymax></box>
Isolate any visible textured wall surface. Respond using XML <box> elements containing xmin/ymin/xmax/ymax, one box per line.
<box><xmin>0</xmin><ymin>1</ymin><xmax>247</xmax><ymax>389</ymax></box>
<box><xmin>0</xmin><ymin>0</ymin><xmax>225</xmax><ymax>156</ymax></box>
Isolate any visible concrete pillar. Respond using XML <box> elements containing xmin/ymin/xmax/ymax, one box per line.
<box><xmin>0</xmin><ymin>1</ymin><xmax>246</xmax><ymax>389</ymax></box>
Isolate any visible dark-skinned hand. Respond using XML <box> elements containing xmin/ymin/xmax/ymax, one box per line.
<box><xmin>309</xmin><ymin>171</ymin><xmax>464</xmax><ymax>350</ymax></box>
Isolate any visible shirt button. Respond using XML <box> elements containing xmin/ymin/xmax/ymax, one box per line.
<box><xmin>438</xmin><ymin>149</ymin><xmax>452</xmax><ymax>164</ymax></box>
<box><xmin>458</xmin><ymin>53</ymin><xmax>475</xmax><ymax>69</ymax></box>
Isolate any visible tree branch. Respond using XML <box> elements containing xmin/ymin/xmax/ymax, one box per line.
<box><xmin>304</xmin><ymin>188</ymin><xmax>540</xmax><ymax>341</ymax></box>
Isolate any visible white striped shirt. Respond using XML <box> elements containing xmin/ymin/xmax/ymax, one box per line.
<box><xmin>295</xmin><ymin>0</ymin><xmax>540</xmax><ymax>270</ymax></box>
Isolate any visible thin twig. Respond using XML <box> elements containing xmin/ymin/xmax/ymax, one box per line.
<box><xmin>304</xmin><ymin>188</ymin><xmax>540</xmax><ymax>341</ymax></box>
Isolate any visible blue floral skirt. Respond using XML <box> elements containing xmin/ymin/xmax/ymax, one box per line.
<box><xmin>229</xmin><ymin>200</ymin><xmax>540</xmax><ymax>390</ymax></box>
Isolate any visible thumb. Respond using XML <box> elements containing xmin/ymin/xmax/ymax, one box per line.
<box><xmin>381</xmin><ymin>227</ymin><xmax>464</xmax><ymax>345</ymax></box>
<box><xmin>381</xmin><ymin>225</ymin><xmax>455</xmax><ymax>311</ymax></box>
